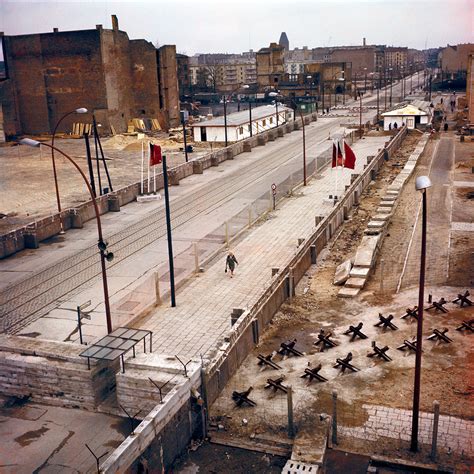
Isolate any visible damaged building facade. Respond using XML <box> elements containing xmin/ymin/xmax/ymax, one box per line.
<box><xmin>0</xmin><ymin>15</ymin><xmax>179</xmax><ymax>139</ymax></box>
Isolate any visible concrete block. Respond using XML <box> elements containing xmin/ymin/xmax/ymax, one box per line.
<box><xmin>193</xmin><ymin>160</ymin><xmax>204</xmax><ymax>174</ymax></box>
<box><xmin>354</xmin><ymin>235</ymin><xmax>380</xmax><ymax>268</ymax></box>
<box><xmin>376</xmin><ymin>207</ymin><xmax>392</xmax><ymax>214</ymax></box>
<box><xmin>345</xmin><ymin>277</ymin><xmax>366</xmax><ymax>289</ymax></box>
<box><xmin>338</xmin><ymin>287</ymin><xmax>360</xmax><ymax>298</ymax></box>
<box><xmin>257</xmin><ymin>135</ymin><xmax>267</xmax><ymax>146</ymax></box>
<box><xmin>334</xmin><ymin>259</ymin><xmax>352</xmax><ymax>286</ymax></box>
<box><xmin>350</xmin><ymin>266</ymin><xmax>370</xmax><ymax>278</ymax></box>
<box><xmin>372</xmin><ymin>214</ymin><xmax>390</xmax><ymax>221</ymax></box>
<box><xmin>381</xmin><ymin>196</ymin><xmax>396</xmax><ymax>202</ymax></box>
<box><xmin>379</xmin><ymin>201</ymin><xmax>394</xmax><ymax>208</ymax></box>
<box><xmin>367</xmin><ymin>220</ymin><xmax>385</xmax><ymax>229</ymax></box>
<box><xmin>243</xmin><ymin>142</ymin><xmax>252</xmax><ymax>152</ymax></box>
<box><xmin>277</xmin><ymin>128</ymin><xmax>284</xmax><ymax>137</ymax></box>
<box><xmin>23</xmin><ymin>230</ymin><xmax>39</xmax><ymax>249</ymax></box>
<box><xmin>226</xmin><ymin>149</ymin><xmax>234</xmax><ymax>160</ymax></box>
<box><xmin>108</xmin><ymin>194</ymin><xmax>120</xmax><ymax>212</ymax></box>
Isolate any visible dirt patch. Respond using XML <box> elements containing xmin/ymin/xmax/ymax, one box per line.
<box><xmin>14</xmin><ymin>426</ymin><xmax>49</xmax><ymax>447</ymax></box>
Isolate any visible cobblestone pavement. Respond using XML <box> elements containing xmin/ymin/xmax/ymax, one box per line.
<box><xmin>137</xmin><ymin>138</ymin><xmax>388</xmax><ymax>358</ymax></box>
<box><xmin>340</xmin><ymin>404</ymin><xmax>474</xmax><ymax>457</ymax></box>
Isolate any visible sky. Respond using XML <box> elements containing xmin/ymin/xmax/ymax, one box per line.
<box><xmin>0</xmin><ymin>0</ymin><xmax>472</xmax><ymax>56</ymax></box>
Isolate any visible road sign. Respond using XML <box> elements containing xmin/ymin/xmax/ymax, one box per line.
<box><xmin>271</xmin><ymin>183</ymin><xmax>277</xmax><ymax>196</ymax></box>
<box><xmin>79</xmin><ymin>300</ymin><xmax>91</xmax><ymax>311</ymax></box>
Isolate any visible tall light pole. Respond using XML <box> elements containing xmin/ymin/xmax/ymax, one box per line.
<box><xmin>51</xmin><ymin>107</ymin><xmax>88</xmax><ymax>233</ymax></box>
<box><xmin>223</xmin><ymin>84</ymin><xmax>249</xmax><ymax>146</ymax></box>
<box><xmin>411</xmin><ymin>175</ymin><xmax>432</xmax><ymax>452</ymax></box>
<box><xmin>389</xmin><ymin>67</ymin><xmax>393</xmax><ymax>107</ymax></box>
<box><xmin>20</xmin><ymin>138</ymin><xmax>114</xmax><ymax>334</ymax></box>
<box><xmin>269</xmin><ymin>92</ymin><xmax>307</xmax><ymax>186</ymax></box>
<box><xmin>364</xmin><ymin>67</ymin><xmax>367</xmax><ymax>93</ymax></box>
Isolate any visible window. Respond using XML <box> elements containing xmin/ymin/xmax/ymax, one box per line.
<box><xmin>262</xmin><ymin>119</ymin><xmax>266</xmax><ymax>126</ymax></box>
<box><xmin>248</xmin><ymin>125</ymin><xmax>251</xmax><ymax>132</ymax></box>
<box><xmin>270</xmin><ymin>117</ymin><xmax>273</xmax><ymax>124</ymax></box>
<box><xmin>239</xmin><ymin>126</ymin><xmax>244</xmax><ymax>135</ymax></box>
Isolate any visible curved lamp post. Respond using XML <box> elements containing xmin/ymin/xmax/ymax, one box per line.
<box><xmin>51</xmin><ymin>108</ymin><xmax>88</xmax><ymax>233</ymax></box>
<box><xmin>269</xmin><ymin>92</ymin><xmax>307</xmax><ymax>186</ymax></box>
<box><xmin>411</xmin><ymin>175</ymin><xmax>432</xmax><ymax>452</ymax></box>
<box><xmin>223</xmin><ymin>84</ymin><xmax>249</xmax><ymax>146</ymax></box>
<box><xmin>20</xmin><ymin>138</ymin><xmax>113</xmax><ymax>335</ymax></box>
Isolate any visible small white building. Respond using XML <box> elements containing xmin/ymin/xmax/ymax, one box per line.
<box><xmin>191</xmin><ymin>105</ymin><xmax>294</xmax><ymax>143</ymax></box>
<box><xmin>381</xmin><ymin>104</ymin><xmax>429</xmax><ymax>130</ymax></box>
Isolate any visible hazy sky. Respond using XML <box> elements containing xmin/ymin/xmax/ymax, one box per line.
<box><xmin>0</xmin><ymin>0</ymin><xmax>472</xmax><ymax>55</ymax></box>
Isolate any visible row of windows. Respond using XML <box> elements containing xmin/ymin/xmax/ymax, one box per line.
<box><xmin>238</xmin><ymin>117</ymin><xmax>275</xmax><ymax>135</ymax></box>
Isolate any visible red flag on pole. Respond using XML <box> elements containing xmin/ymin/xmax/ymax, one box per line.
<box><xmin>343</xmin><ymin>141</ymin><xmax>356</xmax><ymax>169</ymax></box>
<box><xmin>331</xmin><ymin>140</ymin><xmax>344</xmax><ymax>167</ymax></box>
<box><xmin>149</xmin><ymin>143</ymin><xmax>162</xmax><ymax>166</ymax></box>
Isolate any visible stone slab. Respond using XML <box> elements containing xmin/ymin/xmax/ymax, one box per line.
<box><xmin>333</xmin><ymin>258</ymin><xmax>352</xmax><ymax>285</ymax></box>
<box><xmin>338</xmin><ymin>287</ymin><xmax>360</xmax><ymax>298</ymax></box>
<box><xmin>367</xmin><ymin>220</ymin><xmax>385</xmax><ymax>229</ymax></box>
<box><xmin>353</xmin><ymin>235</ymin><xmax>380</xmax><ymax>268</ymax></box>
<box><xmin>350</xmin><ymin>266</ymin><xmax>370</xmax><ymax>278</ymax></box>
<box><xmin>372</xmin><ymin>214</ymin><xmax>390</xmax><ymax>221</ymax></box>
<box><xmin>345</xmin><ymin>277</ymin><xmax>366</xmax><ymax>289</ymax></box>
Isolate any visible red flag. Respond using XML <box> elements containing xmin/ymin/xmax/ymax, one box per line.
<box><xmin>332</xmin><ymin>141</ymin><xmax>337</xmax><ymax>168</ymax></box>
<box><xmin>149</xmin><ymin>143</ymin><xmax>162</xmax><ymax>166</ymax></box>
<box><xmin>343</xmin><ymin>141</ymin><xmax>356</xmax><ymax>169</ymax></box>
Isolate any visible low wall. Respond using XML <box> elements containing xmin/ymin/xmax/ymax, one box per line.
<box><xmin>0</xmin><ymin>335</ymin><xmax>117</xmax><ymax>410</ymax></box>
<box><xmin>0</xmin><ymin>116</ymin><xmax>317</xmax><ymax>259</ymax></box>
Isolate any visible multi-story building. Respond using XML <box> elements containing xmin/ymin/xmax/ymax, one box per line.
<box><xmin>439</xmin><ymin>43</ymin><xmax>474</xmax><ymax>74</ymax></box>
<box><xmin>384</xmin><ymin>47</ymin><xmax>408</xmax><ymax>76</ymax></box>
<box><xmin>0</xmin><ymin>15</ymin><xmax>180</xmax><ymax>138</ymax></box>
<box><xmin>256</xmin><ymin>42</ymin><xmax>285</xmax><ymax>90</ymax></box>
<box><xmin>467</xmin><ymin>54</ymin><xmax>474</xmax><ymax>124</ymax></box>
<box><xmin>176</xmin><ymin>53</ymin><xmax>191</xmax><ymax>97</ymax></box>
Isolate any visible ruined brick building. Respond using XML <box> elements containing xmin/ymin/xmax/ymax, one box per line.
<box><xmin>0</xmin><ymin>15</ymin><xmax>179</xmax><ymax>139</ymax></box>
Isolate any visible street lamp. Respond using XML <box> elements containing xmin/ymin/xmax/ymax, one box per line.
<box><xmin>223</xmin><ymin>84</ymin><xmax>249</xmax><ymax>146</ymax></box>
<box><xmin>51</xmin><ymin>107</ymin><xmax>88</xmax><ymax>233</ymax></box>
<box><xmin>389</xmin><ymin>67</ymin><xmax>393</xmax><ymax>107</ymax></box>
<box><xmin>20</xmin><ymin>138</ymin><xmax>114</xmax><ymax>334</ymax></box>
<box><xmin>411</xmin><ymin>175</ymin><xmax>432</xmax><ymax>452</ymax></box>
<box><xmin>269</xmin><ymin>92</ymin><xmax>307</xmax><ymax>186</ymax></box>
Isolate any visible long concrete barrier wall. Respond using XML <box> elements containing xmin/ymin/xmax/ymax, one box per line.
<box><xmin>203</xmin><ymin>126</ymin><xmax>409</xmax><ymax>405</ymax></box>
<box><xmin>0</xmin><ymin>115</ymin><xmax>314</xmax><ymax>259</ymax></box>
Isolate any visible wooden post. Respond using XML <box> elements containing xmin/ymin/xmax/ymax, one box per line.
<box><xmin>431</xmin><ymin>400</ymin><xmax>440</xmax><ymax>460</ymax></box>
<box><xmin>287</xmin><ymin>385</ymin><xmax>295</xmax><ymax>438</ymax></box>
<box><xmin>332</xmin><ymin>390</ymin><xmax>338</xmax><ymax>445</ymax></box>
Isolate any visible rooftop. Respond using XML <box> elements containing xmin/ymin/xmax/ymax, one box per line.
<box><xmin>192</xmin><ymin>105</ymin><xmax>293</xmax><ymax>127</ymax></box>
<box><xmin>381</xmin><ymin>104</ymin><xmax>428</xmax><ymax>117</ymax></box>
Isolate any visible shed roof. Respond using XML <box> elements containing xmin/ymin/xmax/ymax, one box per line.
<box><xmin>381</xmin><ymin>104</ymin><xmax>428</xmax><ymax>117</ymax></box>
<box><xmin>191</xmin><ymin>105</ymin><xmax>293</xmax><ymax>128</ymax></box>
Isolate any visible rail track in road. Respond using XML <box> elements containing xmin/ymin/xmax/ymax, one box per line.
<box><xmin>0</xmin><ymin>119</ymin><xmax>339</xmax><ymax>334</ymax></box>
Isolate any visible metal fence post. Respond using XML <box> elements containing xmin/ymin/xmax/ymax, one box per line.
<box><xmin>287</xmin><ymin>385</ymin><xmax>295</xmax><ymax>438</ymax></box>
<box><xmin>154</xmin><ymin>271</ymin><xmax>161</xmax><ymax>305</ymax></box>
<box><xmin>431</xmin><ymin>400</ymin><xmax>440</xmax><ymax>461</ymax></box>
<box><xmin>379</xmin><ymin>258</ymin><xmax>385</xmax><ymax>293</ymax></box>
<box><xmin>332</xmin><ymin>390</ymin><xmax>338</xmax><ymax>445</ymax></box>
<box><xmin>193</xmin><ymin>242</ymin><xmax>199</xmax><ymax>273</ymax></box>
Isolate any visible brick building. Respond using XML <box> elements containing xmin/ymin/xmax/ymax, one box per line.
<box><xmin>0</xmin><ymin>16</ymin><xmax>179</xmax><ymax>139</ymax></box>
<box><xmin>439</xmin><ymin>43</ymin><xmax>474</xmax><ymax>74</ymax></box>
<box><xmin>256</xmin><ymin>42</ymin><xmax>285</xmax><ymax>90</ymax></box>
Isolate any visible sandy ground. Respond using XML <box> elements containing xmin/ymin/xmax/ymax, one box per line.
<box><xmin>207</xmin><ymin>131</ymin><xmax>474</xmax><ymax>470</ymax></box>
<box><xmin>0</xmin><ymin>132</ymin><xmax>215</xmax><ymax>232</ymax></box>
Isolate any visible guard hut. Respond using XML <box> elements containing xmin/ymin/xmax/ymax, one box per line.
<box><xmin>191</xmin><ymin>105</ymin><xmax>294</xmax><ymax>143</ymax></box>
<box><xmin>381</xmin><ymin>104</ymin><xmax>429</xmax><ymax>130</ymax></box>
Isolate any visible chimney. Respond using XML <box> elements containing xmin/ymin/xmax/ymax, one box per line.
<box><xmin>363</xmin><ymin>37</ymin><xmax>366</xmax><ymax>47</ymax></box>
<box><xmin>53</xmin><ymin>28</ymin><xmax>59</xmax><ymax>33</ymax></box>
<box><xmin>111</xmin><ymin>15</ymin><xmax>119</xmax><ymax>32</ymax></box>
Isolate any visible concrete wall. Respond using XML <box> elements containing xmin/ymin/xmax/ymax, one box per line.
<box><xmin>0</xmin><ymin>335</ymin><xmax>117</xmax><ymax>410</ymax></box>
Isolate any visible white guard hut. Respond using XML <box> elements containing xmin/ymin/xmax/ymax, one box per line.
<box><xmin>192</xmin><ymin>104</ymin><xmax>294</xmax><ymax>143</ymax></box>
<box><xmin>381</xmin><ymin>104</ymin><xmax>429</xmax><ymax>130</ymax></box>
